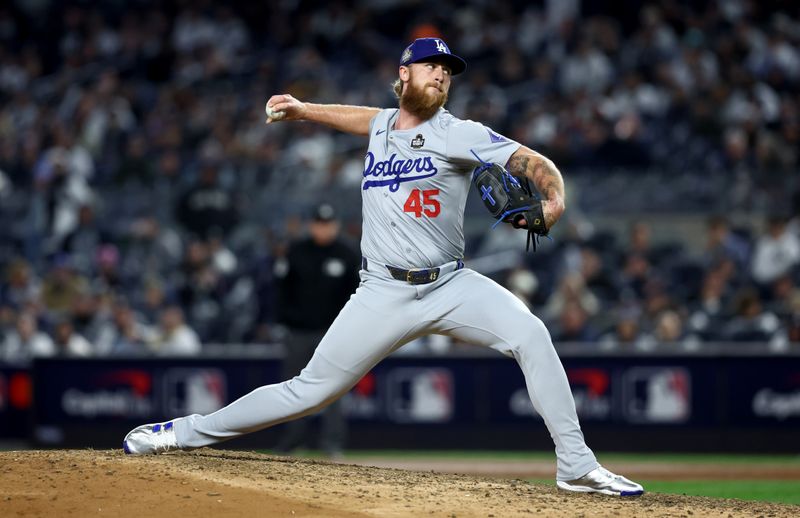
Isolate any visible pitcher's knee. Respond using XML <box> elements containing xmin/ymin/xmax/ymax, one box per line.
<box><xmin>284</xmin><ymin>376</ymin><xmax>345</xmax><ymax>414</ymax></box>
<box><xmin>512</xmin><ymin>315</ymin><xmax>556</xmax><ymax>353</ymax></box>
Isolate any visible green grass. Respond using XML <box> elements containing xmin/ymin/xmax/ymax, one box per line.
<box><xmin>526</xmin><ymin>478</ymin><xmax>800</xmax><ymax>505</ymax></box>
<box><xmin>642</xmin><ymin>480</ymin><xmax>800</xmax><ymax>505</ymax></box>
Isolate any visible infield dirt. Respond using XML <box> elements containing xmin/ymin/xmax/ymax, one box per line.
<box><xmin>1</xmin><ymin>449</ymin><xmax>798</xmax><ymax>517</ymax></box>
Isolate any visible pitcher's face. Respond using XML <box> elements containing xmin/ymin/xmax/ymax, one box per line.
<box><xmin>399</xmin><ymin>62</ymin><xmax>451</xmax><ymax>120</ymax></box>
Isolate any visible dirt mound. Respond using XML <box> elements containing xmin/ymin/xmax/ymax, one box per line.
<box><xmin>342</xmin><ymin>457</ymin><xmax>800</xmax><ymax>480</ymax></box>
<box><xmin>0</xmin><ymin>449</ymin><xmax>797</xmax><ymax>517</ymax></box>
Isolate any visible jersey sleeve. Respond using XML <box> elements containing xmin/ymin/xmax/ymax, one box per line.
<box><xmin>446</xmin><ymin>119</ymin><xmax>521</xmax><ymax>170</ymax></box>
<box><xmin>368</xmin><ymin>111</ymin><xmax>380</xmax><ymax>134</ymax></box>
<box><xmin>369</xmin><ymin>108</ymin><xmax>395</xmax><ymax>135</ymax></box>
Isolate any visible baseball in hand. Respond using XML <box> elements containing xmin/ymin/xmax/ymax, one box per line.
<box><xmin>265</xmin><ymin>104</ymin><xmax>286</xmax><ymax>121</ymax></box>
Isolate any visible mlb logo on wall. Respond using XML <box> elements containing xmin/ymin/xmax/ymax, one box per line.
<box><xmin>622</xmin><ymin>367</ymin><xmax>691</xmax><ymax>423</ymax></box>
<box><xmin>386</xmin><ymin>368</ymin><xmax>453</xmax><ymax>423</ymax></box>
<box><xmin>163</xmin><ymin>369</ymin><xmax>227</xmax><ymax>416</ymax></box>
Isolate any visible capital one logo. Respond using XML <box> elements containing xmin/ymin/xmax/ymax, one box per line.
<box><xmin>435</xmin><ymin>39</ymin><xmax>448</xmax><ymax>53</ymax></box>
<box><xmin>61</xmin><ymin>370</ymin><xmax>154</xmax><ymax>418</ymax></box>
<box><xmin>343</xmin><ymin>372</ymin><xmax>380</xmax><ymax>418</ymax></box>
<box><xmin>568</xmin><ymin>368</ymin><xmax>611</xmax><ymax>419</ymax></box>
<box><xmin>752</xmin><ymin>373</ymin><xmax>800</xmax><ymax>420</ymax></box>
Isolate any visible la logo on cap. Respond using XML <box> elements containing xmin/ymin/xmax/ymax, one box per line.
<box><xmin>435</xmin><ymin>39</ymin><xmax>448</xmax><ymax>53</ymax></box>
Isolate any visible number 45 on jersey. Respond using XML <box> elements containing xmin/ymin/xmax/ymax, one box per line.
<box><xmin>403</xmin><ymin>189</ymin><xmax>441</xmax><ymax>218</ymax></box>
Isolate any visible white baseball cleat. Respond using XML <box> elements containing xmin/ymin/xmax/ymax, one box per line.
<box><xmin>557</xmin><ymin>466</ymin><xmax>644</xmax><ymax>496</ymax></box>
<box><xmin>123</xmin><ymin>421</ymin><xmax>181</xmax><ymax>455</ymax></box>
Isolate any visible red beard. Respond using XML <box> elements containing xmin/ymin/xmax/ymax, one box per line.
<box><xmin>400</xmin><ymin>80</ymin><xmax>448</xmax><ymax>120</ymax></box>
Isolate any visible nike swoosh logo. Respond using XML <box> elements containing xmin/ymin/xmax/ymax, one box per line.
<box><xmin>376</xmin><ymin>129</ymin><xmax>387</xmax><ymax>135</ymax></box>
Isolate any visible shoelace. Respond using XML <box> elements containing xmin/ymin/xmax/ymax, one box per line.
<box><xmin>150</xmin><ymin>424</ymin><xmax>178</xmax><ymax>452</ymax></box>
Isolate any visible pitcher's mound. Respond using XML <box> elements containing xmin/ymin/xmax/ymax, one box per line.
<box><xmin>0</xmin><ymin>449</ymin><xmax>796</xmax><ymax>517</ymax></box>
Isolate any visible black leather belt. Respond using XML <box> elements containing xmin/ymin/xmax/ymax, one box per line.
<box><xmin>362</xmin><ymin>258</ymin><xmax>464</xmax><ymax>285</ymax></box>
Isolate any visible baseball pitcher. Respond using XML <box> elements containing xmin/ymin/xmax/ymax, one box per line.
<box><xmin>124</xmin><ymin>38</ymin><xmax>644</xmax><ymax>497</ymax></box>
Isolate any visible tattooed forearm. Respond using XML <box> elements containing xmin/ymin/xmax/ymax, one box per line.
<box><xmin>534</xmin><ymin>160</ymin><xmax>564</xmax><ymax>202</ymax></box>
<box><xmin>507</xmin><ymin>148</ymin><xmax>564</xmax><ymax>203</ymax></box>
<box><xmin>506</xmin><ymin>154</ymin><xmax>530</xmax><ymax>178</ymax></box>
<box><xmin>506</xmin><ymin>146</ymin><xmax>566</xmax><ymax>229</ymax></box>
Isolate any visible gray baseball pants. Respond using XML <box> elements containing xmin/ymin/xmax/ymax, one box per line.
<box><xmin>174</xmin><ymin>263</ymin><xmax>599</xmax><ymax>480</ymax></box>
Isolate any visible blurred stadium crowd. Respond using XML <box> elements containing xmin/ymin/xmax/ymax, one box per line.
<box><xmin>0</xmin><ymin>0</ymin><xmax>799</xmax><ymax>361</ymax></box>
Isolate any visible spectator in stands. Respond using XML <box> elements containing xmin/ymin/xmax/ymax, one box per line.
<box><xmin>133</xmin><ymin>277</ymin><xmax>168</xmax><ymax>325</ymax></box>
<box><xmin>598</xmin><ymin>307</ymin><xmax>643</xmax><ymax>350</ymax></box>
<box><xmin>628</xmin><ymin>221</ymin><xmax>658</xmax><ymax>263</ymax></box>
<box><xmin>174</xmin><ymin>238</ymin><xmax>226</xmax><ymax>341</ymax></box>
<box><xmin>722</xmin><ymin>288</ymin><xmax>784</xmax><ymax>346</ymax></box>
<box><xmin>579</xmin><ymin>247</ymin><xmax>618</xmax><ymax>303</ymax></box>
<box><xmin>617</xmin><ymin>252</ymin><xmax>651</xmax><ymax>302</ymax></box>
<box><xmin>149</xmin><ymin>305</ymin><xmax>200</xmax><ymax>356</ymax></box>
<box><xmin>642</xmin><ymin>278</ymin><xmax>677</xmax><ymax>329</ymax></box>
<box><xmin>0</xmin><ymin>259</ymin><xmax>41</xmax><ymax>310</ymax></box>
<box><xmin>550</xmin><ymin>300</ymin><xmax>597</xmax><ymax>344</ymax></box>
<box><xmin>751</xmin><ymin>213</ymin><xmax>800</xmax><ymax>287</ymax></box>
<box><xmin>32</xmin><ymin>145</ymin><xmax>93</xmax><ymax>251</ymax></box>
<box><xmin>69</xmin><ymin>289</ymin><xmax>106</xmax><ymax>345</ymax></box>
<box><xmin>176</xmin><ymin>160</ymin><xmax>238</xmax><ymax>240</ymax></box>
<box><xmin>40</xmin><ymin>255</ymin><xmax>88</xmax><ymax>316</ymax></box>
<box><xmin>769</xmin><ymin>274</ymin><xmax>800</xmax><ymax>320</ymax></box>
<box><xmin>51</xmin><ymin>318</ymin><xmax>93</xmax><ymax>357</ymax></box>
<box><xmin>560</xmin><ymin>36</ymin><xmax>614</xmax><ymax>95</ymax></box>
<box><xmin>114</xmin><ymin>133</ymin><xmax>155</xmax><ymax>186</ymax></box>
<box><xmin>703</xmin><ymin>215</ymin><xmax>750</xmax><ymax>273</ymax></box>
<box><xmin>78</xmin><ymin>70</ymin><xmax>136</xmax><ymax>161</ymax></box>
<box><xmin>91</xmin><ymin>244</ymin><xmax>125</xmax><ymax>294</ymax></box>
<box><xmin>154</xmin><ymin>150</ymin><xmax>184</xmax><ymax>196</ymax></box>
<box><xmin>687</xmin><ymin>270</ymin><xmax>732</xmax><ymax>342</ymax></box>
<box><xmin>544</xmin><ymin>273</ymin><xmax>599</xmax><ymax>323</ymax></box>
<box><xmin>61</xmin><ymin>205</ymin><xmax>109</xmax><ymax>276</ymax></box>
<box><xmin>283</xmin><ymin>124</ymin><xmax>336</xmax><ymax>189</ymax></box>
<box><xmin>121</xmin><ymin>216</ymin><xmax>183</xmax><ymax>281</ymax></box>
<box><xmin>637</xmin><ymin>310</ymin><xmax>700</xmax><ymax>351</ymax></box>
<box><xmin>94</xmin><ymin>300</ymin><xmax>154</xmax><ymax>356</ymax></box>
<box><xmin>207</xmin><ymin>232</ymin><xmax>238</xmax><ymax>277</ymax></box>
<box><xmin>1</xmin><ymin>311</ymin><xmax>55</xmax><ymax>362</ymax></box>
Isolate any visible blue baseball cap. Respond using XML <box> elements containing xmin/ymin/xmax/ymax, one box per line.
<box><xmin>400</xmin><ymin>38</ymin><xmax>467</xmax><ymax>75</ymax></box>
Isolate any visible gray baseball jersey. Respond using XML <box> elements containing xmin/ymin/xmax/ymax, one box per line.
<box><xmin>158</xmin><ymin>106</ymin><xmax>600</xmax><ymax>483</ymax></box>
<box><xmin>361</xmin><ymin>107</ymin><xmax>520</xmax><ymax>269</ymax></box>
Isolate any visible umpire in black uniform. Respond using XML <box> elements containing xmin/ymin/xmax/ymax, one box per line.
<box><xmin>273</xmin><ymin>203</ymin><xmax>360</xmax><ymax>457</ymax></box>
